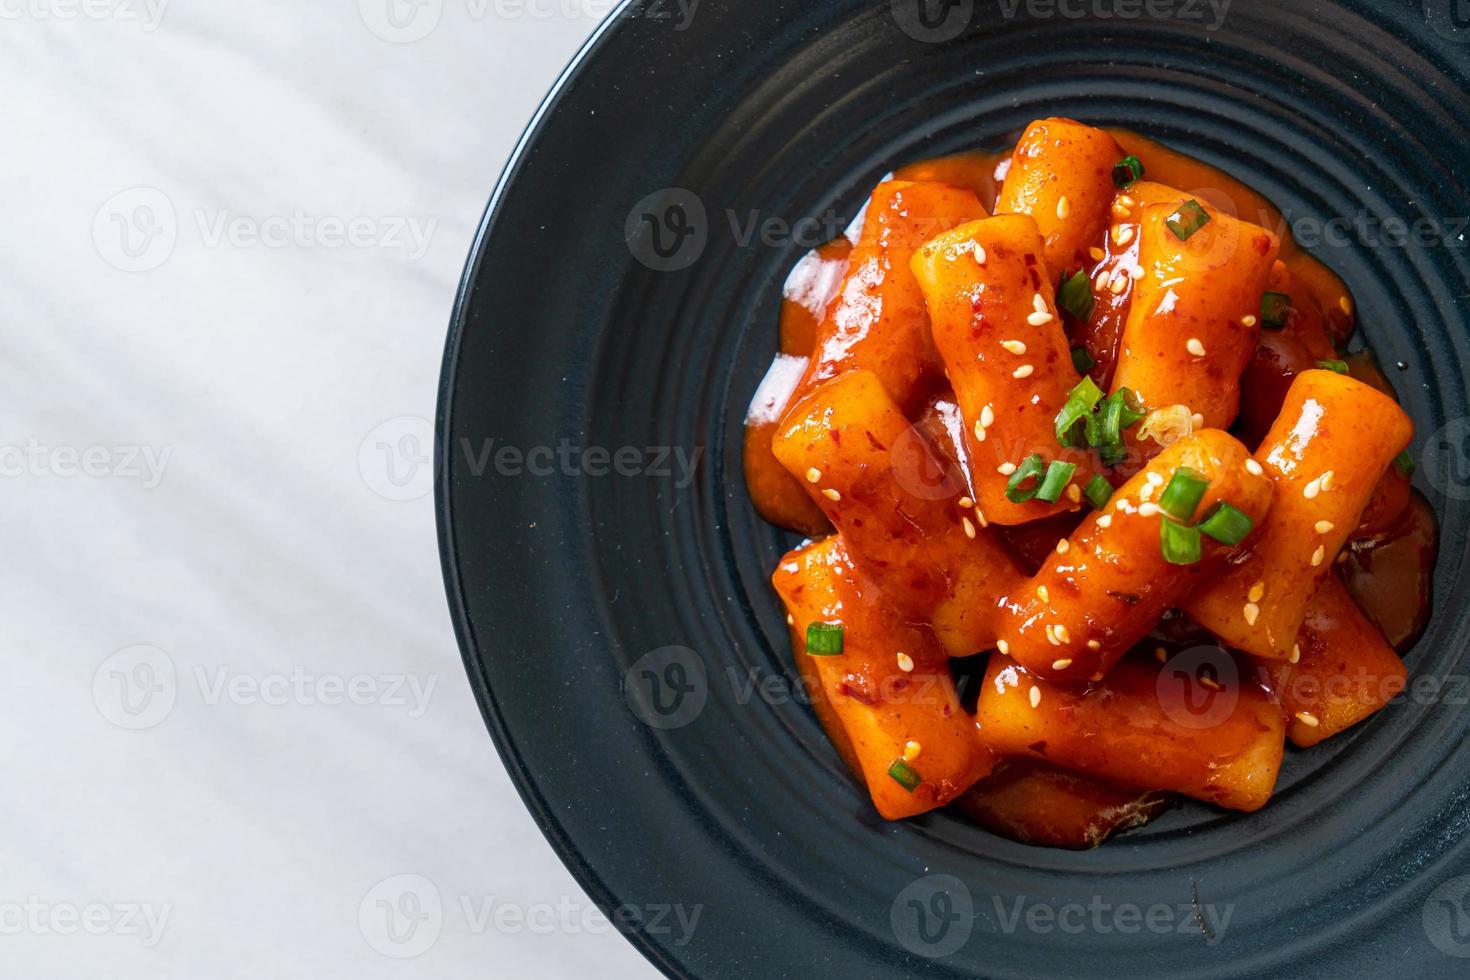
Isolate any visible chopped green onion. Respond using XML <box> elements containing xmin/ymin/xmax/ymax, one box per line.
<box><xmin>1160</xmin><ymin>519</ymin><xmax>1203</xmax><ymax>565</ymax></box>
<box><xmin>1005</xmin><ymin>454</ymin><xmax>1047</xmax><ymax>503</ymax></box>
<box><xmin>1112</xmin><ymin>155</ymin><xmax>1145</xmax><ymax>188</ymax></box>
<box><xmin>1058</xmin><ymin>269</ymin><xmax>1095</xmax><ymax>321</ymax></box>
<box><xmin>1092</xmin><ymin>388</ymin><xmax>1146</xmax><ymax>465</ymax></box>
<box><xmin>1035</xmin><ymin>460</ymin><xmax>1078</xmax><ymax>504</ymax></box>
<box><xmin>805</xmin><ymin>622</ymin><xmax>844</xmax><ymax>656</ymax></box>
<box><xmin>1083</xmin><ymin>474</ymin><xmax>1114</xmax><ymax>509</ymax></box>
<box><xmin>1317</xmin><ymin>359</ymin><xmax>1349</xmax><ymax>374</ymax></box>
<box><xmin>1199</xmin><ymin>502</ymin><xmax>1254</xmax><ymax>546</ymax></box>
<box><xmin>1158</xmin><ymin>467</ymin><xmax>1208</xmax><ymax>522</ymax></box>
<box><xmin>1165</xmin><ymin>200</ymin><xmax>1211</xmax><ymax>241</ymax></box>
<box><xmin>888</xmin><ymin>759</ymin><xmax>922</xmax><ymax>792</ymax></box>
<box><xmin>1071</xmin><ymin>346</ymin><xmax>1096</xmax><ymax>374</ymax></box>
<box><xmin>1394</xmin><ymin>449</ymin><xmax>1416</xmax><ymax>477</ymax></box>
<box><xmin>1261</xmin><ymin>291</ymin><xmax>1291</xmax><ymax>329</ymax></box>
<box><xmin>1055</xmin><ymin>376</ymin><xmax>1105</xmax><ymax>444</ymax></box>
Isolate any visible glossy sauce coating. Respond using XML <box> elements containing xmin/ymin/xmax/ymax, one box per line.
<box><xmin>976</xmin><ymin>651</ymin><xmax>1287</xmax><ymax>812</ymax></box>
<box><xmin>995</xmin><ymin>430</ymin><xmax>1273</xmax><ymax>682</ymax></box>
<box><xmin>772</xmin><ymin>535</ymin><xmax>996</xmax><ymax>819</ymax></box>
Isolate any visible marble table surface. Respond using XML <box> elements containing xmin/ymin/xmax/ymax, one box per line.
<box><xmin>2</xmin><ymin>3</ymin><xmax>655</xmax><ymax>976</ymax></box>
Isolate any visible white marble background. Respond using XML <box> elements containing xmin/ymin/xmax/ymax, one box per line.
<box><xmin>0</xmin><ymin>1</ymin><xmax>655</xmax><ymax>976</ymax></box>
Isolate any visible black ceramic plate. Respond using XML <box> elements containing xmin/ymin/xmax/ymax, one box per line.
<box><xmin>439</xmin><ymin>2</ymin><xmax>1470</xmax><ymax>976</ymax></box>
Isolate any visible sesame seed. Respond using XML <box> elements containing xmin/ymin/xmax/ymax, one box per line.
<box><xmin>903</xmin><ymin>739</ymin><xmax>922</xmax><ymax>761</ymax></box>
<box><xmin>1089</xmin><ymin>246</ymin><xmax>1106</xmax><ymax>262</ymax></box>
<box><xmin>1046</xmin><ymin>624</ymin><xmax>1060</xmax><ymax>646</ymax></box>
<box><xmin>786</xmin><ymin>613</ymin><xmax>794</xmax><ymax>625</ymax></box>
<box><xmin>1096</xmin><ymin>514</ymin><xmax>1112</xmax><ymax>528</ymax></box>
<box><xmin>1147</xmin><ymin>472</ymin><xmax>1164</xmax><ymax>487</ymax></box>
<box><xmin>1303</xmin><ymin>478</ymin><xmax>1321</xmax><ymax>499</ymax></box>
<box><xmin>1032</xmin><ymin>293</ymin><xmax>1048</xmax><ymax>314</ymax></box>
<box><xmin>1013</xmin><ymin>364</ymin><xmax>1035</xmax><ymax>379</ymax></box>
<box><xmin>1130</xmin><ymin>264</ymin><xmax>1145</xmax><ymax>280</ymax></box>
<box><xmin>1026</xmin><ymin>311</ymin><xmax>1054</xmax><ymax>327</ymax></box>
<box><xmin>1029</xmin><ymin>686</ymin><xmax>1041</xmax><ymax>708</ymax></box>
<box><xmin>958</xmin><ymin>496</ymin><xmax>974</xmax><ymax>509</ymax></box>
<box><xmin>1052</xmin><ymin>658</ymin><xmax>1073</xmax><ymax>670</ymax></box>
<box><xmin>1091</xmin><ymin>672</ymin><xmax>1104</xmax><ymax>682</ymax></box>
<box><xmin>1094</xmin><ymin>268</ymin><xmax>1110</xmax><ymax>290</ymax></box>
<box><xmin>1001</xmin><ymin>339</ymin><xmax>1028</xmax><ymax>355</ymax></box>
<box><xmin>1290</xmin><ymin>644</ymin><xmax>1301</xmax><ymax>664</ymax></box>
<box><xmin>962</xmin><ymin>517</ymin><xmax>977</xmax><ymax>539</ymax></box>
<box><xmin>1037</xmin><ymin>585</ymin><xmax>1050</xmax><ymax>603</ymax></box>
<box><xmin>1108</xmin><ymin>274</ymin><xmax>1128</xmax><ymax>295</ymax></box>
<box><xmin>1243</xmin><ymin>602</ymin><xmax>1260</xmax><ymax>626</ymax></box>
<box><xmin>1338</xmin><ymin>296</ymin><xmax>1352</xmax><ymax>316</ymax></box>
<box><xmin>823</xmin><ymin>488</ymin><xmax>841</xmax><ymax>502</ymax></box>
<box><xmin>1311</xmin><ymin>545</ymin><xmax>1326</xmax><ymax>566</ymax></box>
<box><xmin>1315</xmin><ymin>520</ymin><xmax>1335</xmax><ymax>534</ymax></box>
<box><xmin>974</xmin><ymin>244</ymin><xmax>987</xmax><ymax>265</ymax></box>
<box><xmin>1191</xmin><ymin>413</ymin><xmax>1205</xmax><ymax>429</ymax></box>
<box><xmin>1057</xmin><ymin>196</ymin><xmax>1071</xmax><ymax>219</ymax></box>
<box><xmin>805</xmin><ymin>467</ymin><xmax>822</xmax><ymax>484</ymax></box>
<box><xmin>1138</xmin><ymin>483</ymin><xmax>1154</xmax><ymax>502</ymax></box>
<box><xmin>1296</xmin><ymin>711</ymin><xmax>1321</xmax><ymax>728</ymax></box>
<box><xmin>1111</xmin><ymin>202</ymin><xmax>1131</xmax><ymax>218</ymax></box>
<box><xmin>997</xmin><ymin>639</ymin><xmax>1010</xmax><ymax>655</ymax></box>
<box><xmin>1119</xmin><ymin>194</ymin><xmax>1136</xmax><ymax>208</ymax></box>
<box><xmin>973</xmin><ymin>419</ymin><xmax>987</xmax><ymax>442</ymax></box>
<box><xmin>1056</xmin><ymin>539</ymin><xmax>1070</xmax><ymax>555</ymax></box>
<box><xmin>974</xmin><ymin>507</ymin><xmax>989</xmax><ymax>528</ymax></box>
<box><xmin>998</xmin><ymin>462</ymin><xmax>1018</xmax><ymax>476</ymax></box>
<box><xmin>1114</xmin><ymin>225</ymin><xmax>1135</xmax><ymax>246</ymax></box>
<box><xmin>1248</xmin><ymin>582</ymin><xmax>1265</xmax><ymax>603</ymax></box>
<box><xmin>1200</xmin><ymin>676</ymin><xmax>1221</xmax><ymax>692</ymax></box>
<box><xmin>1054</xmin><ymin>624</ymin><xmax>1071</xmax><ymax>644</ymax></box>
<box><xmin>1186</xmin><ymin>337</ymin><xmax>1207</xmax><ymax>357</ymax></box>
<box><xmin>980</xmin><ymin>404</ymin><xmax>996</xmax><ymax>427</ymax></box>
<box><xmin>1337</xmin><ymin>552</ymin><xmax>1349</xmax><ymax>565</ymax></box>
<box><xmin>1242</xmin><ymin>315</ymin><xmax>1258</xmax><ymax>328</ymax></box>
<box><xmin>1320</xmin><ymin>470</ymin><xmax>1335</xmax><ymax>491</ymax></box>
<box><xmin>1245</xmin><ymin>458</ymin><xmax>1265</xmax><ymax>477</ymax></box>
<box><xmin>1087</xmin><ymin>639</ymin><xmax>1102</xmax><ymax>651</ymax></box>
<box><xmin>1138</xmin><ymin>502</ymin><xmax>1161</xmax><ymax>517</ymax></box>
<box><xmin>1115</xmin><ymin>497</ymin><xmax>1131</xmax><ymax>510</ymax></box>
<box><xmin>896</xmin><ymin>652</ymin><xmax>914</xmax><ymax>673</ymax></box>
<box><xmin>1066</xmin><ymin>484</ymin><xmax>1081</xmax><ymax>503</ymax></box>
<box><xmin>1155</xmin><ymin>646</ymin><xmax>1168</xmax><ymax>664</ymax></box>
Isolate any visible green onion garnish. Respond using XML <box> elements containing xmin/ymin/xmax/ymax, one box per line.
<box><xmin>1058</xmin><ymin>269</ymin><xmax>1095</xmax><ymax>321</ymax></box>
<box><xmin>1261</xmin><ymin>291</ymin><xmax>1291</xmax><ymax>329</ymax></box>
<box><xmin>1005</xmin><ymin>454</ymin><xmax>1047</xmax><ymax>503</ymax></box>
<box><xmin>1083</xmin><ymin>474</ymin><xmax>1114</xmax><ymax>509</ymax></box>
<box><xmin>1055</xmin><ymin>376</ymin><xmax>1104</xmax><ymax>445</ymax></box>
<box><xmin>1112</xmin><ymin>155</ymin><xmax>1145</xmax><ymax>188</ymax></box>
<box><xmin>805</xmin><ymin>622</ymin><xmax>844</xmax><ymax>656</ymax></box>
<box><xmin>1317</xmin><ymin>359</ymin><xmax>1349</xmax><ymax>374</ymax></box>
<box><xmin>1160</xmin><ymin>519</ymin><xmax>1203</xmax><ymax>565</ymax></box>
<box><xmin>1199</xmin><ymin>502</ymin><xmax>1254</xmax><ymax>546</ymax></box>
<box><xmin>1035</xmin><ymin>460</ymin><xmax>1078</xmax><ymax>504</ymax></box>
<box><xmin>1092</xmin><ymin>388</ymin><xmax>1146</xmax><ymax>465</ymax></box>
<box><xmin>1394</xmin><ymin>449</ymin><xmax>1416</xmax><ymax>477</ymax></box>
<box><xmin>1158</xmin><ymin>467</ymin><xmax>1208</xmax><ymax>522</ymax></box>
<box><xmin>888</xmin><ymin>759</ymin><xmax>922</xmax><ymax>792</ymax></box>
<box><xmin>1072</xmin><ymin>346</ymin><xmax>1096</xmax><ymax>374</ymax></box>
<box><xmin>1165</xmin><ymin>200</ymin><xmax>1211</xmax><ymax>241</ymax></box>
